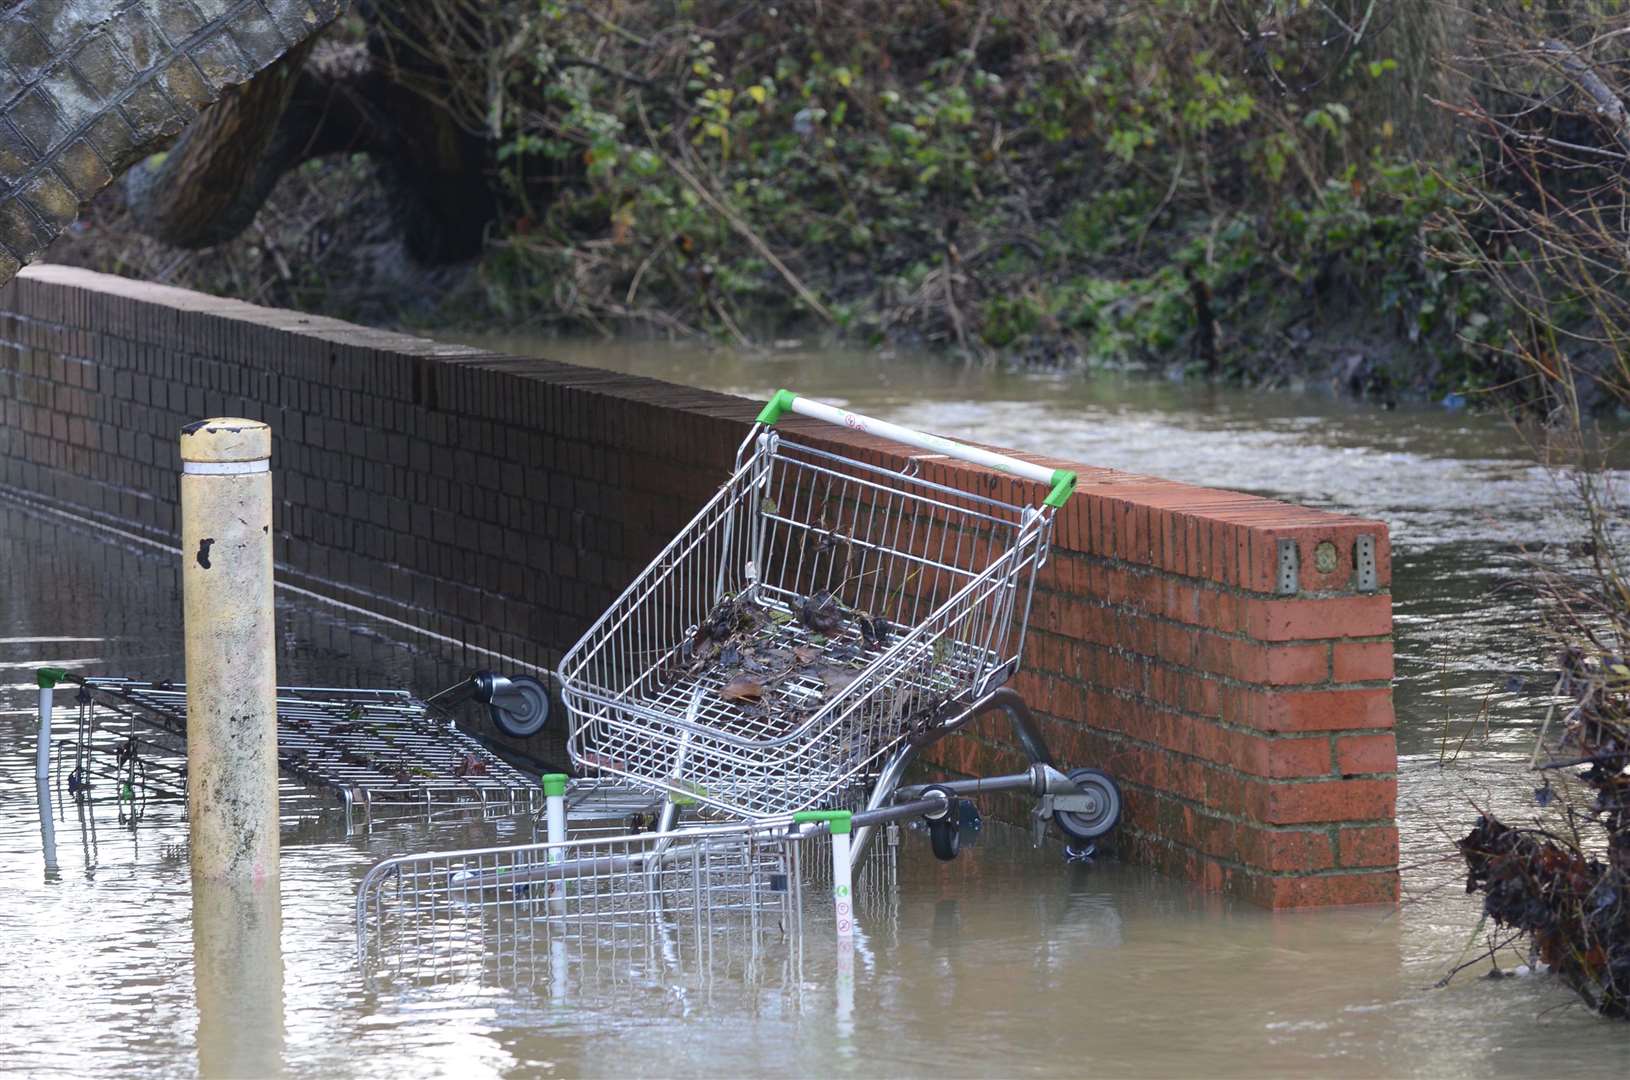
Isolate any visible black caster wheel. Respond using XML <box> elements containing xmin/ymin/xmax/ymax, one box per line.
<box><xmin>1053</xmin><ymin>767</ymin><xmax>1121</xmax><ymax>844</ymax></box>
<box><xmin>922</xmin><ymin>784</ymin><xmax>963</xmax><ymax>861</ymax></box>
<box><xmin>929</xmin><ymin>816</ymin><xmax>961</xmax><ymax>861</ymax></box>
<box><xmin>489</xmin><ymin>675</ymin><xmax>551</xmax><ymax>738</ymax></box>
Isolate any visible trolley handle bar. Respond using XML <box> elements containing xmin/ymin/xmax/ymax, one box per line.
<box><xmin>756</xmin><ymin>389</ymin><xmax>1076</xmax><ymax>508</ymax></box>
<box><xmin>791</xmin><ymin>767</ymin><xmax>1062</xmax><ymax>836</ymax></box>
<box><xmin>794</xmin><ymin>796</ymin><xmax>950</xmax><ymax>833</ymax></box>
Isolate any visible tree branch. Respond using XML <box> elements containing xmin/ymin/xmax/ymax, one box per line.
<box><xmin>1540</xmin><ymin>39</ymin><xmax>1630</xmax><ymax>159</ymax></box>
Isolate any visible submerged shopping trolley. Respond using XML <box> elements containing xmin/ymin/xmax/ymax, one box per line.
<box><xmin>558</xmin><ymin>390</ymin><xmax>1121</xmax><ymax>855</ymax></box>
<box><xmin>359</xmin><ymin>392</ymin><xmax>1122</xmax><ymax>980</ymax></box>
<box><xmin>359</xmin><ymin>775</ymin><xmax>913</xmax><ymax>985</ymax></box>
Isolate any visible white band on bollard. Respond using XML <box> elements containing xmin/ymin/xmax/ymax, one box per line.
<box><xmin>183</xmin><ymin>460</ymin><xmax>270</xmax><ymax>475</ymax></box>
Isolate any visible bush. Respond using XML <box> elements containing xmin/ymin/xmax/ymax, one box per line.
<box><xmin>423</xmin><ymin>0</ymin><xmax>1474</xmax><ymax>372</ymax></box>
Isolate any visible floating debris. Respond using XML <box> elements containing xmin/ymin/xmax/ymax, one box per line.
<box><xmin>1459</xmin><ymin>644</ymin><xmax>1630</xmax><ymax>1018</ymax></box>
<box><xmin>1458</xmin><ymin>816</ymin><xmax>1628</xmax><ymax>1016</ymax></box>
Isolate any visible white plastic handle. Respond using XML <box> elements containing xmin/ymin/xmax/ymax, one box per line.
<box><xmin>781</xmin><ymin>394</ymin><xmax>1055</xmax><ymax>482</ymax></box>
<box><xmin>757</xmin><ymin>390</ymin><xmax>1076</xmax><ymax>506</ymax></box>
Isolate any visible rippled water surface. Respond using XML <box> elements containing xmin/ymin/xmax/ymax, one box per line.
<box><xmin>5</xmin><ymin>342</ymin><xmax>1630</xmax><ymax>1077</ymax></box>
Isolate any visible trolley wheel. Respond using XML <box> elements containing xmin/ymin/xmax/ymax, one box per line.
<box><xmin>1053</xmin><ymin>767</ymin><xmax>1121</xmax><ymax>843</ymax></box>
<box><xmin>919</xmin><ymin>784</ymin><xmax>962</xmax><ymax>862</ymax></box>
<box><xmin>490</xmin><ymin>675</ymin><xmax>551</xmax><ymax>739</ymax></box>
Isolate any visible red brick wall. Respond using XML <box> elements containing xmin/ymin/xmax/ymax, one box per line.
<box><xmin>0</xmin><ymin>265</ymin><xmax>1396</xmax><ymax>907</ymax></box>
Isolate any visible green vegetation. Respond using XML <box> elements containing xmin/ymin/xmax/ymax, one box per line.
<box><xmin>456</xmin><ymin>1</ymin><xmax>1503</xmax><ymax>395</ymax></box>
<box><xmin>48</xmin><ymin>1</ymin><xmax>1630</xmax><ymax>405</ymax></box>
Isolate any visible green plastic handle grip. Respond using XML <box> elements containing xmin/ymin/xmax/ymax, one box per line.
<box><xmin>756</xmin><ymin>388</ymin><xmax>799</xmax><ymax>425</ymax></box>
<box><xmin>792</xmin><ymin>809</ymin><xmax>853</xmax><ymax>835</ymax></box>
<box><xmin>1044</xmin><ymin>469</ymin><xmax>1076</xmax><ymax>509</ymax></box>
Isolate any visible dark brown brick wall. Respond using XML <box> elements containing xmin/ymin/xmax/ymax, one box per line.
<box><xmin>0</xmin><ymin>264</ymin><xmax>1398</xmax><ymax>907</ymax></box>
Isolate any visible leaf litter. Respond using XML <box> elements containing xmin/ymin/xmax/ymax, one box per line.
<box><xmin>660</xmin><ymin>585</ymin><xmax>899</xmax><ymax>736</ymax></box>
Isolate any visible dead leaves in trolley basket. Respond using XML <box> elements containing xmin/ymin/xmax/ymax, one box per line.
<box><xmin>656</xmin><ymin>586</ymin><xmax>904</xmax><ymax>736</ymax></box>
<box><xmin>719</xmin><ymin>674</ymin><xmax>766</xmax><ymax>704</ymax></box>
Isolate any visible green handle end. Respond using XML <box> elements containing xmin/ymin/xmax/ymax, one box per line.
<box><xmin>756</xmin><ymin>389</ymin><xmax>799</xmax><ymax>426</ymax></box>
<box><xmin>669</xmin><ymin>779</ymin><xmax>706</xmax><ymax>807</ymax></box>
<box><xmin>1044</xmin><ymin>469</ymin><xmax>1077</xmax><ymax>509</ymax></box>
<box><xmin>792</xmin><ymin>809</ymin><xmax>853</xmax><ymax>835</ymax></box>
<box><xmin>540</xmin><ymin>773</ymin><xmax>568</xmax><ymax>797</ymax></box>
<box><xmin>36</xmin><ymin>667</ymin><xmax>68</xmax><ymax>689</ymax></box>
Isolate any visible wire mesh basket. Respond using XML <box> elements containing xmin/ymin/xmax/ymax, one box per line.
<box><xmin>72</xmin><ymin>678</ymin><xmax>539</xmax><ymax>821</ymax></box>
<box><xmin>559</xmin><ymin>394</ymin><xmax>1073</xmax><ymax>820</ymax></box>
<box><xmin>356</xmin><ymin>794</ymin><xmax>902</xmax><ymax>992</ymax></box>
<box><xmin>357</xmin><ymin>821</ymin><xmax>804</xmax><ymax>966</ymax></box>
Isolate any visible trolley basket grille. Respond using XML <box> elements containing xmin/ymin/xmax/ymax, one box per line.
<box><xmin>559</xmin><ymin>434</ymin><xmax>1053</xmax><ymax>818</ymax></box>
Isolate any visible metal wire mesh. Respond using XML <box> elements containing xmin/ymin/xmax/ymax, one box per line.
<box><xmin>362</xmin><ymin>899</ymin><xmax>806</xmax><ymax>997</ymax></box>
<box><xmin>356</xmin><ymin>813</ymin><xmax>901</xmax><ymax>992</ymax></box>
<box><xmin>55</xmin><ymin>690</ymin><xmax>189</xmax><ymax>807</ymax></box>
<box><xmin>79</xmin><ymin>679</ymin><xmax>540</xmax><ymax>819</ymax></box>
<box><xmin>357</xmin><ymin>821</ymin><xmax>806</xmax><ymax>984</ymax></box>
<box><xmin>560</xmin><ymin>433</ymin><xmax>1053</xmax><ymax>819</ymax></box>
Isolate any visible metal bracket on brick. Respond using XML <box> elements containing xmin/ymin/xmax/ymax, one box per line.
<box><xmin>1276</xmin><ymin>538</ymin><xmax>1299</xmax><ymax>595</ymax></box>
<box><xmin>1354</xmin><ymin>534</ymin><xmax>1379</xmax><ymax>593</ymax></box>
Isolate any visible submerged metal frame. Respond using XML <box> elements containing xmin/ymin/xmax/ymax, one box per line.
<box><xmin>69</xmin><ymin>677</ymin><xmax>542</xmax><ymax>826</ymax></box>
<box><xmin>849</xmin><ymin>688</ymin><xmax>1075</xmax><ymax>865</ymax></box>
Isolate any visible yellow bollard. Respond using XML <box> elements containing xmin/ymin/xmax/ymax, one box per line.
<box><xmin>180</xmin><ymin>418</ymin><xmax>278</xmax><ymax>884</ymax></box>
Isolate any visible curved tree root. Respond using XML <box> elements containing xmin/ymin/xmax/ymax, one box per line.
<box><xmin>0</xmin><ymin>0</ymin><xmax>346</xmax><ymax>286</ymax></box>
<box><xmin>125</xmin><ymin>31</ymin><xmax>497</xmax><ymax>265</ymax></box>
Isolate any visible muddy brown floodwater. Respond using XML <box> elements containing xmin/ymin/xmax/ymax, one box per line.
<box><xmin>4</xmin><ymin>341</ymin><xmax>1630</xmax><ymax>1077</ymax></box>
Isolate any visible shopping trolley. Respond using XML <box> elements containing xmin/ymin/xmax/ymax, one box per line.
<box><xmin>358</xmin><ymin>392</ymin><xmax>1122</xmax><ymax>981</ymax></box>
<box><xmin>358</xmin><ymin>775</ymin><xmax>937</xmax><ymax>984</ymax></box>
<box><xmin>558</xmin><ymin>390</ymin><xmax>1121</xmax><ymax>856</ymax></box>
